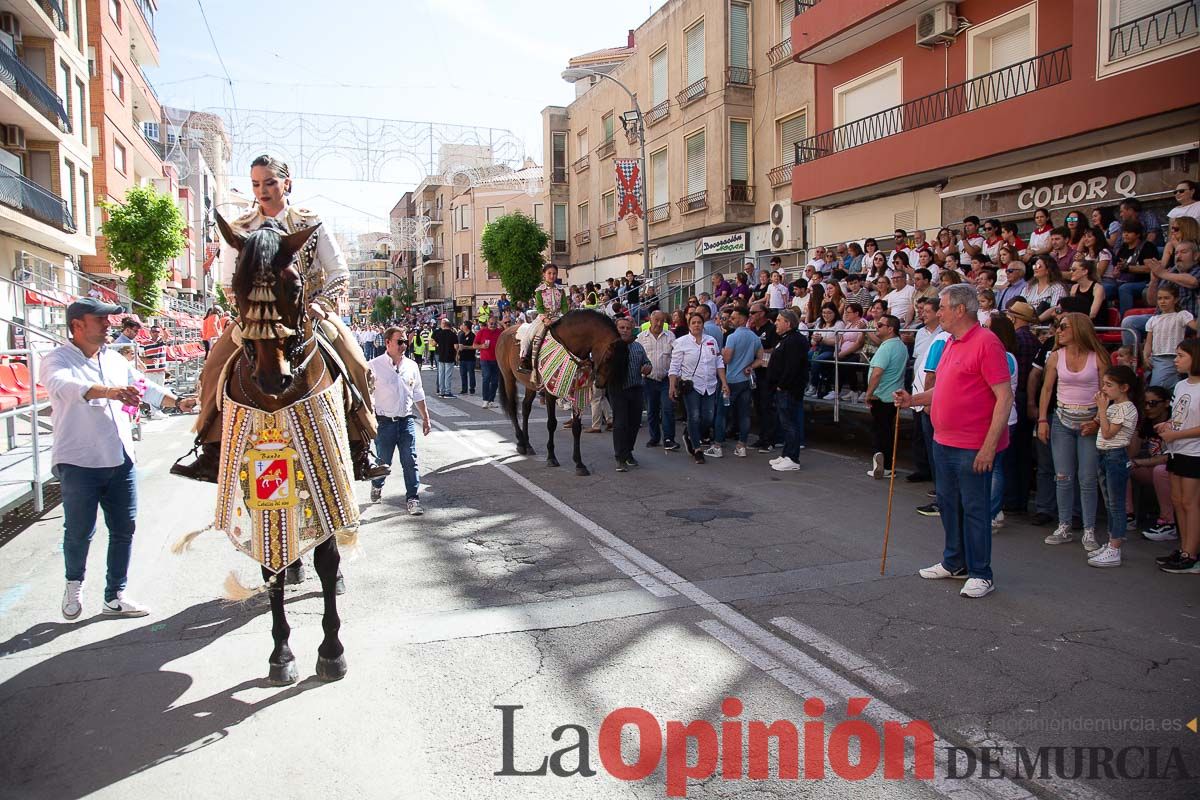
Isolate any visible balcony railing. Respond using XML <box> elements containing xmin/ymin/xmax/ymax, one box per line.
<box><xmin>0</xmin><ymin>43</ymin><xmax>71</xmax><ymax>132</ymax></box>
<box><xmin>1109</xmin><ymin>0</ymin><xmax>1198</xmax><ymax>62</ymax></box>
<box><xmin>795</xmin><ymin>46</ymin><xmax>1071</xmax><ymax>165</ymax></box>
<box><xmin>141</xmin><ymin>130</ymin><xmax>165</xmax><ymax>160</ymax></box>
<box><xmin>551</xmin><ymin>167</ymin><xmax>568</xmax><ymax>183</ymax></box>
<box><xmin>422</xmin><ymin>245</ymin><xmax>444</xmax><ymax>262</ymax></box>
<box><xmin>645</xmin><ymin>99</ymin><xmax>670</xmax><ymax>126</ymax></box>
<box><xmin>596</xmin><ymin>138</ymin><xmax>616</xmax><ymax>159</ymax></box>
<box><xmin>768</xmin><ymin>163</ymin><xmax>794</xmax><ymax>187</ymax></box>
<box><xmin>726</xmin><ymin>66</ymin><xmax>753</xmax><ymax>87</ymax></box>
<box><xmin>0</xmin><ymin>163</ymin><xmax>77</xmax><ymax>233</ymax></box>
<box><xmin>727</xmin><ymin>184</ymin><xmax>754</xmax><ymax>204</ymax></box>
<box><xmin>767</xmin><ymin>39</ymin><xmax>793</xmax><ymax>67</ymax></box>
<box><xmin>599</xmin><ymin>221</ymin><xmax>617</xmax><ymax>238</ymax></box>
<box><xmin>37</xmin><ymin>0</ymin><xmax>68</xmax><ymax>32</ymax></box>
<box><xmin>647</xmin><ymin>203</ymin><xmax>671</xmax><ymax>224</ymax></box>
<box><xmin>552</xmin><ymin>239</ymin><xmax>568</xmax><ymax>255</ymax></box>
<box><xmin>572</xmin><ymin>154</ymin><xmax>590</xmax><ymax>174</ymax></box>
<box><xmin>133</xmin><ymin>0</ymin><xmax>157</xmax><ymax>36</ymax></box>
<box><xmin>676</xmin><ymin>190</ymin><xmax>708</xmax><ymax>215</ymax></box>
<box><xmin>574</xmin><ymin>230</ymin><xmax>591</xmax><ymax>246</ymax></box>
<box><xmin>425</xmin><ymin>208</ymin><xmax>443</xmax><ymax>223</ymax></box>
<box><xmin>675</xmin><ymin>77</ymin><xmax>707</xmax><ymax>107</ymax></box>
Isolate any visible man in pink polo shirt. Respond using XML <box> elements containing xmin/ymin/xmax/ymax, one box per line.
<box><xmin>896</xmin><ymin>283</ymin><xmax>1013</xmax><ymax>599</ymax></box>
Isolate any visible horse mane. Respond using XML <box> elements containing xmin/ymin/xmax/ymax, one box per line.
<box><xmin>231</xmin><ymin>226</ymin><xmax>283</xmax><ymax>297</ymax></box>
<box><xmin>232</xmin><ymin>224</ymin><xmax>298</xmax><ymax>340</ymax></box>
<box><xmin>548</xmin><ymin>308</ymin><xmax>618</xmax><ymax>337</ymax></box>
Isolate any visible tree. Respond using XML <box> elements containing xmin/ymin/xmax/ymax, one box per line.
<box><xmin>100</xmin><ymin>185</ymin><xmax>187</xmax><ymax>315</ymax></box>
<box><xmin>214</xmin><ymin>283</ymin><xmax>235</xmax><ymax>316</ymax></box>
<box><xmin>392</xmin><ymin>281</ymin><xmax>416</xmax><ymax>312</ymax></box>
<box><xmin>371</xmin><ymin>294</ymin><xmax>395</xmax><ymax>324</ymax></box>
<box><xmin>479</xmin><ymin>212</ymin><xmax>549</xmax><ymax>303</ymax></box>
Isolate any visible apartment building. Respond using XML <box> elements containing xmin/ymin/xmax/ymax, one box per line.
<box><xmin>0</xmin><ymin>0</ymin><xmax>97</xmax><ymax>336</ymax></box>
<box><xmin>787</xmin><ymin>0</ymin><xmax>1200</xmax><ymax>249</ymax></box>
<box><xmin>542</xmin><ymin>0</ymin><xmax>815</xmax><ymax>293</ymax></box>
<box><xmin>409</xmin><ymin>175</ymin><xmax>453</xmax><ymax>311</ymax></box>
<box><xmin>81</xmin><ymin>0</ymin><xmax>164</xmax><ymax>281</ymax></box>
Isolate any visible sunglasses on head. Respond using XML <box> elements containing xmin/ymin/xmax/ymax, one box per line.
<box><xmin>1055</xmin><ymin>322</ymin><xmax>1071</xmax><ymax>331</ymax></box>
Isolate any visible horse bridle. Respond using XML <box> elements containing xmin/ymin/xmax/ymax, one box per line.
<box><xmin>239</xmin><ymin>231</ymin><xmax>322</xmax><ymax>376</ymax></box>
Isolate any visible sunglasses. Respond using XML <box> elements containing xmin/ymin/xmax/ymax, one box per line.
<box><xmin>1055</xmin><ymin>323</ymin><xmax>1071</xmax><ymax>331</ymax></box>
<box><xmin>1176</xmin><ymin>188</ymin><xmax>1188</xmax><ymax>194</ymax></box>
<box><xmin>1146</xmin><ymin>399</ymin><xmax>1164</xmax><ymax>406</ymax></box>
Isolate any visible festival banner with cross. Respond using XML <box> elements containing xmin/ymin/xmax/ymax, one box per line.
<box><xmin>615</xmin><ymin>158</ymin><xmax>644</xmax><ymax>221</ymax></box>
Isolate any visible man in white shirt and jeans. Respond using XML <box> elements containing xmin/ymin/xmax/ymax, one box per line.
<box><xmin>367</xmin><ymin>326</ymin><xmax>431</xmax><ymax>512</ymax></box>
<box><xmin>45</xmin><ymin>298</ymin><xmax>196</xmax><ymax>621</ymax></box>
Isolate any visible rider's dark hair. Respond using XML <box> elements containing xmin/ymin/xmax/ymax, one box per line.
<box><xmin>251</xmin><ymin>154</ymin><xmax>291</xmax><ymax>179</ymax></box>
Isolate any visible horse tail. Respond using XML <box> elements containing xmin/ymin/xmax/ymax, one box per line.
<box><xmin>171</xmin><ymin>523</ymin><xmax>216</xmax><ymax>555</ymax></box>
<box><xmin>497</xmin><ymin>363</ymin><xmax>516</xmax><ymax>423</ymax></box>
<box><xmin>222</xmin><ymin>571</ymin><xmax>273</xmax><ymax>602</ymax></box>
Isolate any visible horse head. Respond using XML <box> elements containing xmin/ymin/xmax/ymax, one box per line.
<box><xmin>217</xmin><ymin>211</ymin><xmax>321</xmax><ymax>397</ymax></box>
<box><xmin>586</xmin><ymin>314</ymin><xmax>628</xmax><ymax>391</ymax></box>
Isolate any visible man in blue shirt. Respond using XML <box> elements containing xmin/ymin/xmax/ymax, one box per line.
<box><xmin>716</xmin><ymin>306</ymin><xmax>764</xmax><ymax>458</ymax></box>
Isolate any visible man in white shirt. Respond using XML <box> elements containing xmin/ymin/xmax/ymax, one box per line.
<box><xmin>885</xmin><ymin>270</ymin><xmax>918</xmax><ymax>326</ymax></box>
<box><xmin>807</xmin><ymin>246</ymin><xmax>829</xmax><ymax>275</ymax></box>
<box><xmin>636</xmin><ymin>311</ymin><xmax>677</xmax><ymax>450</ymax></box>
<box><xmin>367</xmin><ymin>326</ymin><xmax>431</xmax><ymax>512</ymax></box>
<box><xmin>958</xmin><ymin>216</ymin><xmax>986</xmax><ymax>258</ymax></box>
<box><xmin>45</xmin><ymin>298</ymin><xmax>196</xmax><ymax>621</ymax></box>
<box><xmin>909</xmin><ymin>297</ymin><xmax>951</xmax><ymax>495</ymax></box>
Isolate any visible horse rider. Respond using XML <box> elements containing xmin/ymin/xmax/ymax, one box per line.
<box><xmin>172</xmin><ymin>154</ymin><xmax>389</xmax><ymax>483</ymax></box>
<box><xmin>518</xmin><ymin>263</ymin><xmax>569</xmax><ymax>374</ymax></box>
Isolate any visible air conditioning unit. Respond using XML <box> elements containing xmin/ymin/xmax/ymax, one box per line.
<box><xmin>916</xmin><ymin>2</ymin><xmax>957</xmax><ymax>46</ymax></box>
<box><xmin>0</xmin><ymin>13</ymin><xmax>22</xmax><ymax>46</ymax></box>
<box><xmin>4</xmin><ymin>125</ymin><xmax>26</xmax><ymax>150</ymax></box>
<box><xmin>769</xmin><ymin>201</ymin><xmax>803</xmax><ymax>252</ymax></box>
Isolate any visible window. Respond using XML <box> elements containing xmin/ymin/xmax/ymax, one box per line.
<box><xmin>602</xmin><ymin>112</ymin><xmax>614</xmax><ymax>144</ymax></box>
<box><xmin>74</xmin><ymin>0</ymin><xmax>84</xmax><ymax>51</ymax></box>
<box><xmin>685</xmin><ymin>130</ymin><xmax>706</xmax><ymax>196</ymax></box>
<box><xmin>686</xmin><ymin>20</ymin><xmax>705</xmax><ymax>86</ymax></box>
<box><xmin>79</xmin><ymin>170</ymin><xmax>90</xmax><ymax>234</ymax></box>
<box><xmin>454</xmin><ymin>204</ymin><xmax>472</xmax><ymax>230</ymax></box>
<box><xmin>578</xmin><ymin>202</ymin><xmax>589</xmax><ymax>231</ymax></box>
<box><xmin>651</xmin><ymin>48</ymin><xmax>668</xmax><ymax>106</ymax></box>
<box><xmin>63</xmin><ymin>159</ymin><xmax>76</xmax><ymax>224</ymax></box>
<box><xmin>552</xmin><ymin>203</ymin><xmax>568</xmax><ymax>253</ymax></box>
<box><xmin>729</xmin><ymin>120</ymin><xmax>749</xmax><ymax>194</ymax></box>
<box><xmin>779</xmin><ymin>0</ymin><xmax>796</xmax><ymax>42</ymax></box>
<box><xmin>729</xmin><ymin>3</ymin><xmax>750</xmax><ymax>70</ymax></box>
<box><xmin>114</xmin><ymin>140</ymin><xmax>126</xmax><ymax>174</ymax></box>
<box><xmin>87</xmin><ymin>46</ymin><xmax>95</xmax><ymax>78</ymax></box>
<box><xmin>461</xmin><ymin>253</ymin><xmax>470</xmax><ymax>280</ymax></box>
<box><xmin>779</xmin><ymin>111</ymin><xmax>807</xmax><ymax>165</ymax></box>
<box><xmin>486</xmin><ymin>206</ymin><xmax>504</xmax><ymax>224</ymax></box>
<box><xmin>109</xmin><ymin>0</ymin><xmax>121</xmax><ymax>26</ymax></box>
<box><xmin>577</xmin><ymin>129</ymin><xmax>588</xmax><ymax>157</ymax></box>
<box><xmin>110</xmin><ymin>63</ymin><xmax>124</xmax><ymax>101</ymax></box>
<box><xmin>75</xmin><ymin>78</ymin><xmax>86</xmax><ymax>144</ymax></box>
<box><xmin>533</xmin><ymin>203</ymin><xmax>544</xmax><ymax>228</ymax></box>
<box><xmin>143</xmin><ymin>121</ymin><xmax>159</xmax><ymax>141</ymax></box>
<box><xmin>551</xmin><ymin>132</ymin><xmax>567</xmax><ymax>180</ymax></box>
<box><xmin>58</xmin><ymin>60</ymin><xmax>71</xmax><ymax>129</ymax></box>
<box><xmin>834</xmin><ymin>60</ymin><xmax>901</xmax><ymax>128</ymax></box>
<box><xmin>650</xmin><ymin>148</ymin><xmax>668</xmax><ymax>207</ymax></box>
<box><xmin>968</xmin><ymin>4</ymin><xmax>1035</xmax><ymax>77</ymax></box>
<box><xmin>602</xmin><ymin>191</ymin><xmax>616</xmax><ymax>223</ymax></box>
<box><xmin>1100</xmin><ymin>0</ymin><xmax>1197</xmax><ymax>74</ymax></box>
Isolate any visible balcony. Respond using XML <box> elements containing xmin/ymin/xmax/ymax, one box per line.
<box><xmin>792</xmin><ymin>0</ymin><xmax>958</xmax><ymax>64</ymax></box>
<box><xmin>36</xmin><ymin>0</ymin><xmax>67</xmax><ymax>32</ymax></box>
<box><xmin>425</xmin><ymin>208</ymin><xmax>443</xmax><ymax>224</ymax></box>
<box><xmin>550</xmin><ymin>167</ymin><xmax>567</xmax><ymax>184</ymax></box>
<box><xmin>596</xmin><ymin>138</ymin><xmax>616</xmax><ymax>160</ymax></box>
<box><xmin>552</xmin><ymin>239</ymin><xmax>568</xmax><ymax>255</ymax></box>
<box><xmin>766</xmin><ymin>39</ymin><xmax>793</xmax><ymax>68</ymax></box>
<box><xmin>0</xmin><ymin>42</ymin><xmax>70</xmax><ymax>133</ymax></box>
<box><xmin>129</xmin><ymin>0</ymin><xmax>160</xmax><ymax>68</ymax></box>
<box><xmin>645</xmin><ymin>99</ymin><xmax>670</xmax><ymax>126</ymax></box>
<box><xmin>0</xmin><ymin>163</ymin><xmax>76</xmax><ymax>232</ymax></box>
<box><xmin>572</xmin><ymin>154</ymin><xmax>590</xmax><ymax>174</ymax></box>
<box><xmin>647</xmin><ymin>203</ymin><xmax>671</xmax><ymax>224</ymax></box>
<box><xmin>768</xmin><ymin>163</ymin><xmax>794</xmax><ymax>187</ymax></box>
<box><xmin>677</xmin><ymin>190</ymin><xmax>708</xmax><ymax>215</ymax></box>
<box><xmin>726</xmin><ymin>184</ymin><xmax>754</xmax><ymax>204</ymax></box>
<box><xmin>574</xmin><ymin>230</ymin><xmax>591</xmax><ymax>247</ymax></box>
<box><xmin>726</xmin><ymin>66</ymin><xmax>753</xmax><ymax>87</ymax></box>
<box><xmin>675</xmin><ymin>77</ymin><xmax>707</xmax><ymax>108</ymax></box>
<box><xmin>421</xmin><ymin>245</ymin><xmax>445</xmax><ymax>263</ymax></box>
<box><xmin>599</xmin><ymin>221</ymin><xmax>617</xmax><ymax>238</ymax></box>
<box><xmin>1108</xmin><ymin>0</ymin><xmax>1198</xmax><ymax>62</ymax></box>
<box><xmin>795</xmin><ymin>47</ymin><xmax>1071</xmax><ymax>165</ymax></box>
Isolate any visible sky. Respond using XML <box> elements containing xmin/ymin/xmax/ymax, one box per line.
<box><xmin>151</xmin><ymin>0</ymin><xmax>669</xmax><ymax>238</ymax></box>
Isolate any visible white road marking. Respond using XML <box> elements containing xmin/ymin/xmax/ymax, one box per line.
<box><xmin>423</xmin><ymin>397</ymin><xmax>466</xmax><ymax>417</ymax></box>
<box><xmin>770</xmin><ymin>615</ymin><xmax>913</xmax><ymax>695</ymax></box>
<box><xmin>590</xmin><ymin>543</ymin><xmax>677</xmax><ymax>598</ymax></box>
<box><xmin>431</xmin><ymin>419</ymin><xmax>1114</xmax><ymax>800</ymax></box>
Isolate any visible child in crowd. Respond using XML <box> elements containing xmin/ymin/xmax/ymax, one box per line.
<box><xmin>1132</xmin><ymin>385</ymin><xmax>1176</xmax><ymax>542</ymax></box>
<box><xmin>1156</xmin><ymin>339</ymin><xmax>1200</xmax><ymax>574</ymax></box>
<box><xmin>1115</xmin><ymin>345</ymin><xmax>1137</xmax><ymax>370</ymax></box>
<box><xmin>1090</xmin><ymin>365</ymin><xmax>1141</xmax><ymax>567</ymax></box>
<box><xmin>1143</xmin><ymin>284</ymin><xmax>1193</xmax><ymax>391</ymax></box>
<box><xmin>977</xmin><ymin>289</ymin><xmax>996</xmax><ymax>325</ymax></box>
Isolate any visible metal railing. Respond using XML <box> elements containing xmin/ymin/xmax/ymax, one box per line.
<box><xmin>596</xmin><ymin>138</ymin><xmax>616</xmax><ymax>160</ymax></box>
<box><xmin>37</xmin><ymin>0</ymin><xmax>68</xmax><ymax>32</ymax></box>
<box><xmin>422</xmin><ymin>245</ymin><xmax>444</xmax><ymax>262</ymax></box>
<box><xmin>795</xmin><ymin>46</ymin><xmax>1072</xmax><ymax>165</ymax></box>
<box><xmin>768</xmin><ymin>163</ymin><xmax>794</xmax><ymax>187</ymax></box>
<box><xmin>0</xmin><ymin>163</ymin><xmax>76</xmax><ymax>232</ymax></box>
<box><xmin>133</xmin><ymin>0</ymin><xmax>156</xmax><ymax>36</ymax></box>
<box><xmin>0</xmin><ymin>346</ymin><xmax>49</xmax><ymax>514</ymax></box>
<box><xmin>647</xmin><ymin>202</ymin><xmax>671</xmax><ymax>224</ymax></box>
<box><xmin>645</xmin><ymin>99</ymin><xmax>670</xmax><ymax>126</ymax></box>
<box><xmin>574</xmin><ymin>230</ymin><xmax>591</xmax><ymax>246</ymax></box>
<box><xmin>767</xmin><ymin>39</ymin><xmax>793</xmax><ymax>67</ymax></box>
<box><xmin>677</xmin><ymin>190</ymin><xmax>708</xmax><ymax>215</ymax></box>
<box><xmin>1108</xmin><ymin>0</ymin><xmax>1198</xmax><ymax>61</ymax></box>
<box><xmin>552</xmin><ymin>239</ymin><xmax>568</xmax><ymax>255</ymax></box>
<box><xmin>727</xmin><ymin>184</ymin><xmax>754</xmax><ymax>204</ymax></box>
<box><xmin>550</xmin><ymin>167</ymin><xmax>568</xmax><ymax>184</ymax></box>
<box><xmin>676</xmin><ymin>76</ymin><xmax>707</xmax><ymax>107</ymax></box>
<box><xmin>572</xmin><ymin>154</ymin><xmax>590</xmax><ymax>174</ymax></box>
<box><xmin>726</xmin><ymin>66</ymin><xmax>753</xmax><ymax>87</ymax></box>
<box><xmin>0</xmin><ymin>42</ymin><xmax>71</xmax><ymax>132</ymax></box>
<box><xmin>599</xmin><ymin>221</ymin><xmax>617</xmax><ymax>238</ymax></box>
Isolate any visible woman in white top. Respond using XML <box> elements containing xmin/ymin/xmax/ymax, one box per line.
<box><xmin>809</xmin><ymin>303</ymin><xmax>845</xmax><ymax>399</ymax></box>
<box><xmin>1077</xmin><ymin>225</ymin><xmax>1114</xmax><ymax>287</ymax></box>
<box><xmin>932</xmin><ymin>227</ymin><xmax>958</xmax><ymax>266</ymax></box>
<box><xmin>668</xmin><ymin>312</ymin><xmax>729</xmax><ymax>464</ymax></box>
<box><xmin>1025</xmin><ymin>255</ymin><xmax>1067</xmax><ymax>322</ymax></box>
<box><xmin>1168</xmin><ymin>180</ymin><xmax>1200</xmax><ymax>224</ymax></box>
<box><xmin>864</xmin><ymin>252</ymin><xmax>890</xmax><ymax>283</ymax></box>
<box><xmin>1027</xmin><ymin>207</ymin><xmax>1054</xmax><ymax>256</ymax></box>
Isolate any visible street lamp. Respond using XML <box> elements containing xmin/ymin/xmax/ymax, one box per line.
<box><xmin>561</xmin><ymin>67</ymin><xmax>652</xmax><ymax>285</ymax></box>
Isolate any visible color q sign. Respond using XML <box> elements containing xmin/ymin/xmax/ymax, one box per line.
<box><xmin>1016</xmin><ymin>170</ymin><xmax>1137</xmax><ymax>211</ymax></box>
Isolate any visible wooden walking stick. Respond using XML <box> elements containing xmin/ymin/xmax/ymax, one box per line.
<box><xmin>880</xmin><ymin>406</ymin><xmax>903</xmax><ymax>575</ymax></box>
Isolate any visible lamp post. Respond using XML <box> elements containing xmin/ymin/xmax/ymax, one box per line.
<box><xmin>561</xmin><ymin>67</ymin><xmax>651</xmax><ymax>286</ymax></box>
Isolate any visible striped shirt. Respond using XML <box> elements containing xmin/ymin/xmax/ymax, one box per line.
<box><xmin>623</xmin><ymin>341</ymin><xmax>650</xmax><ymax>388</ymax></box>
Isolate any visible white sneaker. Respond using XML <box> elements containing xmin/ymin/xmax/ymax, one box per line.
<box><xmin>734</xmin><ymin>443</ymin><xmax>747</xmax><ymax>458</ymax></box>
<box><xmin>1081</xmin><ymin>528</ymin><xmax>1099</xmax><ymax>552</ymax></box>
<box><xmin>822</xmin><ymin>390</ymin><xmax>838</xmax><ymax>401</ymax></box>
<box><xmin>62</xmin><ymin>580</ymin><xmax>83</xmax><ymax>621</ymax></box>
<box><xmin>1142</xmin><ymin>523</ymin><xmax>1178</xmax><ymax>541</ymax></box>
<box><xmin>771</xmin><ymin>457</ymin><xmax>801</xmax><ymax>471</ymax></box>
<box><xmin>840</xmin><ymin>388</ymin><xmax>856</xmax><ymax>401</ymax></box>
<box><xmin>1044</xmin><ymin>524</ymin><xmax>1074</xmax><ymax>545</ymax></box>
<box><xmin>804</xmin><ymin>387</ymin><xmax>817</xmax><ymax>398</ymax></box>
<box><xmin>960</xmin><ymin>578</ymin><xmax>995</xmax><ymax>598</ymax></box>
<box><xmin>407</xmin><ymin>499</ymin><xmax>424</xmax><ymax>516</ymax></box>
<box><xmin>867</xmin><ymin>452</ymin><xmax>885</xmax><ymax>478</ymax></box>
<box><xmin>704</xmin><ymin>444</ymin><xmax>723</xmax><ymax>458</ymax></box>
<box><xmin>918</xmin><ymin>562</ymin><xmax>968</xmax><ymax>580</ymax></box>
<box><xmin>855</xmin><ymin>392</ymin><xmax>868</xmax><ymax>404</ymax></box>
<box><xmin>1088</xmin><ymin>545</ymin><xmax>1122</xmax><ymax>568</ymax></box>
<box><xmin>102</xmin><ymin>593</ymin><xmax>150</xmax><ymax>617</ymax></box>
<box><xmin>769</xmin><ymin>456</ymin><xmax>786</xmax><ymax>466</ymax></box>
<box><xmin>992</xmin><ymin>511</ymin><xmax>1005</xmax><ymax>530</ymax></box>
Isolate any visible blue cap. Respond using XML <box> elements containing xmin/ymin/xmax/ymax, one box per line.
<box><xmin>66</xmin><ymin>297</ymin><xmax>124</xmax><ymax>324</ymax></box>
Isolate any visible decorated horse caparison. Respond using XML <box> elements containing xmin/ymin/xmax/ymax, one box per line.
<box><xmin>175</xmin><ymin>213</ymin><xmax>360</xmax><ymax>685</ymax></box>
<box><xmin>495</xmin><ymin>309</ymin><xmax>626</xmax><ymax>476</ymax></box>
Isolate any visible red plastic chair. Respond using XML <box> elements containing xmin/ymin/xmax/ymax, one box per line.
<box><xmin>0</xmin><ymin>395</ymin><xmax>18</xmax><ymax>411</ymax></box>
<box><xmin>0</xmin><ymin>365</ymin><xmax>34</xmax><ymax>406</ymax></box>
<box><xmin>10</xmin><ymin>363</ymin><xmax>49</xmax><ymax>400</ymax></box>
<box><xmin>1097</xmin><ymin>306</ymin><xmax>1124</xmax><ymax>345</ymax></box>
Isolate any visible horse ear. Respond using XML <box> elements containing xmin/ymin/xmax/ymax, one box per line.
<box><xmin>215</xmin><ymin>211</ymin><xmax>247</xmax><ymax>251</ymax></box>
<box><xmin>278</xmin><ymin>224</ymin><xmax>322</xmax><ymax>265</ymax></box>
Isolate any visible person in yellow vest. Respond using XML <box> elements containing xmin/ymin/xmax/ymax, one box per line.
<box><xmin>412</xmin><ymin>329</ymin><xmax>427</xmax><ymax>369</ymax></box>
<box><xmin>519</xmin><ymin>264</ymin><xmax>569</xmax><ymax>373</ymax></box>
<box><xmin>476</xmin><ymin>302</ymin><xmax>491</xmax><ymax>326</ymax></box>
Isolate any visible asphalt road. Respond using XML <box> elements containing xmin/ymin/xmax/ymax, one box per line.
<box><xmin>0</xmin><ymin>366</ymin><xmax>1196</xmax><ymax>800</ymax></box>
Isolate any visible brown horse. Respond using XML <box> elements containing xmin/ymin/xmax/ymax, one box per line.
<box><xmin>495</xmin><ymin>310</ymin><xmax>626</xmax><ymax>476</ymax></box>
<box><xmin>215</xmin><ymin>212</ymin><xmax>348</xmax><ymax>685</ymax></box>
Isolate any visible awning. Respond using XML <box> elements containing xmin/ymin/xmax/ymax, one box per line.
<box><xmin>24</xmin><ymin>287</ymin><xmax>72</xmax><ymax>307</ymax></box>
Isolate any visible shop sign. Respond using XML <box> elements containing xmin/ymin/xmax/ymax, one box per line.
<box><xmin>1016</xmin><ymin>170</ymin><xmax>1137</xmax><ymax>210</ymax></box>
<box><xmin>696</xmin><ymin>232</ymin><xmax>747</xmax><ymax>258</ymax></box>
<box><xmin>456</xmin><ymin>296</ymin><xmax>474</xmax><ymax>306</ymax></box>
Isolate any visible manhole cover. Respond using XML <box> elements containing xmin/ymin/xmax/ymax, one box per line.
<box><xmin>665</xmin><ymin>507</ymin><xmax>754</xmax><ymax>523</ymax></box>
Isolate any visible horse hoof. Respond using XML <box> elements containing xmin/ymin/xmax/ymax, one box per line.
<box><xmin>316</xmin><ymin>654</ymin><xmax>347</xmax><ymax>682</ymax></box>
<box><xmin>547</xmin><ymin>457</ymin><xmax>560</xmax><ymax>467</ymax></box>
<box><xmin>268</xmin><ymin>659</ymin><xmax>298</xmax><ymax>686</ymax></box>
<box><xmin>515</xmin><ymin>445</ymin><xmax>528</xmax><ymax>456</ymax></box>
<box><xmin>334</xmin><ymin>574</ymin><xmax>346</xmax><ymax>596</ymax></box>
<box><xmin>526</xmin><ymin>447</ymin><xmax>536</xmax><ymax>456</ymax></box>
<box><xmin>576</xmin><ymin>466</ymin><xmax>590</xmax><ymax>477</ymax></box>
<box><xmin>285</xmin><ymin>563</ymin><xmax>305</xmax><ymax>585</ymax></box>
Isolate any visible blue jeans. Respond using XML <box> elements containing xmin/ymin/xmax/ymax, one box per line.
<box><xmin>1050</xmin><ymin>415</ymin><xmax>1099</xmax><ymax>528</ymax></box>
<box><xmin>1120</xmin><ymin>312</ymin><xmax>1149</xmax><ymax>350</ymax></box>
<box><xmin>481</xmin><ymin>360</ymin><xmax>500</xmax><ymax>402</ymax></box>
<box><xmin>990</xmin><ymin>431</ymin><xmax>1014</xmax><ymax>519</ymax></box>
<box><xmin>437</xmin><ymin>361</ymin><xmax>455</xmax><ymax>395</ymax></box>
<box><xmin>644</xmin><ymin>378</ymin><xmax>675</xmax><ymax>444</ymax></box>
<box><xmin>683</xmin><ymin>390</ymin><xmax>717</xmax><ymax>451</ymax></box>
<box><xmin>918</xmin><ymin>410</ymin><xmax>936</xmax><ymax>488</ymax></box>
<box><xmin>58</xmin><ymin>455</ymin><xmax>138</xmax><ymax>603</ymax></box>
<box><xmin>1150</xmin><ymin>354</ymin><xmax>1181</xmax><ymax>391</ymax></box>
<box><xmin>374</xmin><ymin>415</ymin><xmax>419</xmax><ymax>499</ymax></box>
<box><xmin>932</xmin><ymin>442</ymin><xmax>993</xmax><ymax>581</ymax></box>
<box><xmin>776</xmin><ymin>390</ymin><xmax>806</xmax><ymax>461</ymax></box>
<box><xmin>718</xmin><ymin>380</ymin><xmax>754</xmax><ymax>444</ymax></box>
<box><xmin>459</xmin><ymin>359</ymin><xmax>476</xmax><ymax>393</ymax></box>
<box><xmin>1118</xmin><ymin>281</ymin><xmax>1148</xmax><ymax>316</ymax></box>
<box><xmin>1097</xmin><ymin>447</ymin><xmax>1130</xmax><ymax>541</ymax></box>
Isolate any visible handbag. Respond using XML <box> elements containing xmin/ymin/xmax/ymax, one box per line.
<box><xmin>677</xmin><ymin>343</ymin><xmax>702</xmax><ymax>395</ymax></box>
